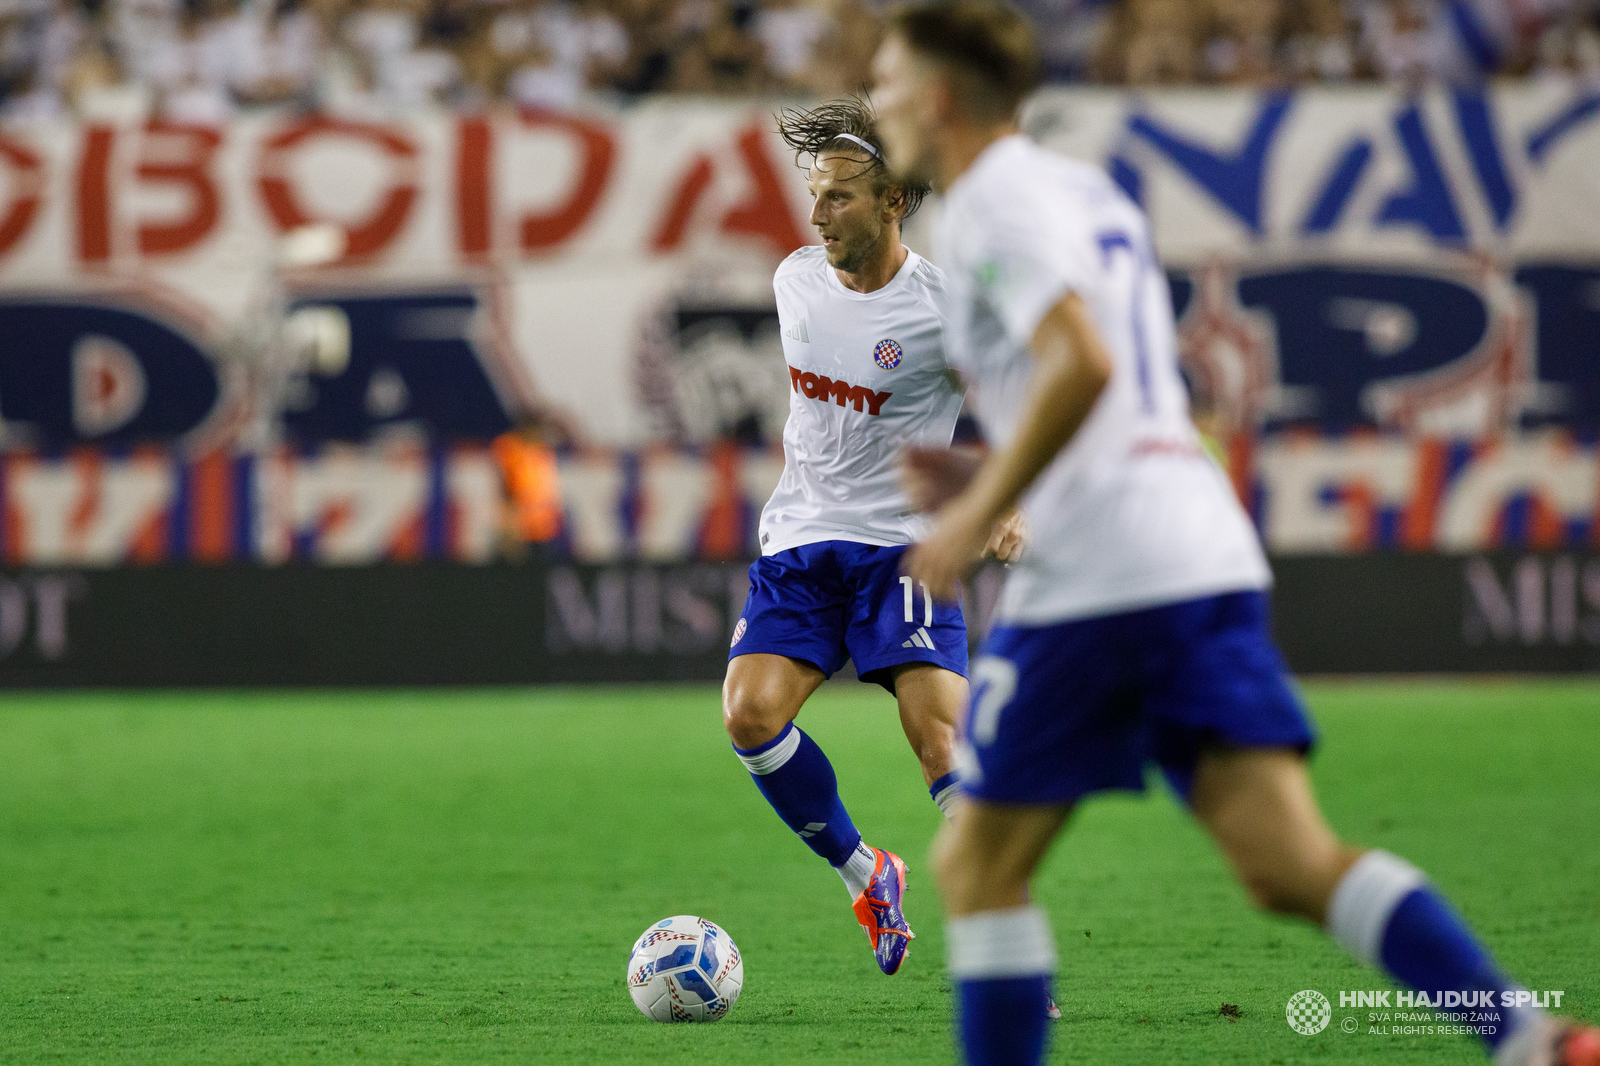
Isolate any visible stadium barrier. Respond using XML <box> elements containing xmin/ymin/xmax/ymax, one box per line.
<box><xmin>1</xmin><ymin>551</ymin><xmax>1595</xmax><ymax>686</ymax></box>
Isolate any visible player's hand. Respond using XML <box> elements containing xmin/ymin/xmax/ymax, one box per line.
<box><xmin>899</xmin><ymin>446</ymin><xmax>985</xmax><ymax>513</ymax></box>
<box><xmin>903</xmin><ymin>494</ymin><xmax>992</xmax><ymax>601</ymax></box>
<box><xmin>983</xmin><ymin>509</ymin><xmax>1027</xmax><ymax>564</ymax></box>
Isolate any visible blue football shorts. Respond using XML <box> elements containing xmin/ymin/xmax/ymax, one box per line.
<box><xmin>729</xmin><ymin>540</ymin><xmax>968</xmax><ymax>692</ymax></box>
<box><xmin>959</xmin><ymin>590</ymin><xmax>1315</xmax><ymax>805</ymax></box>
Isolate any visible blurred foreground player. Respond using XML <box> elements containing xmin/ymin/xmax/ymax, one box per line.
<box><xmin>872</xmin><ymin>4</ymin><xmax>1600</xmax><ymax>1064</ymax></box>
<box><xmin>722</xmin><ymin>98</ymin><xmax>1032</xmax><ymax>982</ymax></box>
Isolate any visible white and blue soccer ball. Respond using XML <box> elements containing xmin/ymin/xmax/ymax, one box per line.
<box><xmin>627</xmin><ymin>915</ymin><xmax>743</xmax><ymax>1023</ymax></box>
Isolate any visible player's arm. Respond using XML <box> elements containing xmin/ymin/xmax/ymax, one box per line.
<box><xmin>902</xmin><ymin>293</ymin><xmax>1111</xmax><ymax>598</ymax></box>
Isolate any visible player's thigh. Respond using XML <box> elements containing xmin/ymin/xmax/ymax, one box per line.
<box><xmin>1189</xmin><ymin>746</ymin><xmax>1355</xmax><ymax>919</ymax></box>
<box><xmin>935</xmin><ymin>800</ymin><xmax>1072</xmax><ymax>915</ymax></box>
<box><xmin>722</xmin><ymin>653</ymin><xmax>826</xmax><ymax>746</ymax></box>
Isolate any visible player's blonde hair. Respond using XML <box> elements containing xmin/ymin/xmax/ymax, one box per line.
<box><xmin>775</xmin><ymin>97</ymin><xmax>930</xmax><ymax>221</ymax></box>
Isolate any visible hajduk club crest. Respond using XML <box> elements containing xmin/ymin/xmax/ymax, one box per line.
<box><xmin>873</xmin><ymin>339</ymin><xmax>903</xmax><ymax>370</ymax></box>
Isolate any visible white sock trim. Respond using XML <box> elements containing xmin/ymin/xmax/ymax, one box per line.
<box><xmin>735</xmin><ymin>725</ymin><xmax>802</xmax><ymax>776</ymax></box>
<box><xmin>947</xmin><ymin>905</ymin><xmax>1057</xmax><ymax>979</ymax></box>
<box><xmin>1325</xmin><ymin>850</ymin><xmax>1427</xmax><ymax>968</ymax></box>
<box><xmin>932</xmin><ymin>781</ymin><xmax>961</xmax><ymax>819</ymax></box>
<box><xmin>835</xmin><ymin>841</ymin><xmax>876</xmax><ymax>897</ymax></box>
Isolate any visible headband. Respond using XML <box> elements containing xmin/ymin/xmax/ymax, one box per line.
<box><xmin>828</xmin><ymin>133</ymin><xmax>882</xmax><ymax>161</ymax></box>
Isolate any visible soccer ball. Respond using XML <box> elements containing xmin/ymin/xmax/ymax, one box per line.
<box><xmin>626</xmin><ymin>915</ymin><xmax>743</xmax><ymax>1023</ymax></box>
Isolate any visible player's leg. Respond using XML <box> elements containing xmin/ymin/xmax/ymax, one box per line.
<box><xmin>1153</xmin><ymin>591</ymin><xmax>1598</xmax><ymax>1066</ymax></box>
<box><xmin>845</xmin><ymin>546</ymin><xmax>970</xmax><ymax>818</ymax></box>
<box><xmin>895</xmin><ymin>660</ymin><xmax>1062</xmax><ymax>1020</ymax></box>
<box><xmin>934</xmin><ymin>800</ymin><xmax>1070</xmax><ymax>1066</ymax></box>
<box><xmin>1191</xmin><ymin>748</ymin><xmax>1598</xmax><ymax>1065</ymax></box>
<box><xmin>724</xmin><ymin>654</ymin><xmax>877</xmax><ymax>886</ymax></box>
<box><xmin>937</xmin><ymin>612</ymin><xmax>1146</xmax><ymax>1065</ymax></box>
<box><xmin>725</xmin><ymin>549</ymin><xmax>882</xmax><ymax>904</ymax></box>
<box><xmin>889</xmin><ymin>661</ymin><xmax>963</xmax><ymax>809</ymax></box>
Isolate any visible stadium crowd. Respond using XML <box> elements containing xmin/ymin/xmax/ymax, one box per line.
<box><xmin>0</xmin><ymin>0</ymin><xmax>1597</xmax><ymax>121</ymax></box>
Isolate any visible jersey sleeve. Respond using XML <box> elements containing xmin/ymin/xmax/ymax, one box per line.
<box><xmin>965</xmin><ymin>184</ymin><xmax>1100</xmax><ymax>348</ymax></box>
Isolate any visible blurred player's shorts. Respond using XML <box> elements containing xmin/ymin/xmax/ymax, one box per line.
<box><xmin>960</xmin><ymin>590</ymin><xmax>1315</xmax><ymax>805</ymax></box>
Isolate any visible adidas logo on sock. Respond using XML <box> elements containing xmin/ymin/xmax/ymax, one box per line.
<box><xmin>901</xmin><ymin>627</ymin><xmax>935</xmax><ymax>650</ymax></box>
<box><xmin>785</xmin><ymin>320</ymin><xmax>810</xmax><ymax>343</ymax></box>
<box><xmin>798</xmin><ymin>821</ymin><xmax>827</xmax><ymax>838</ymax></box>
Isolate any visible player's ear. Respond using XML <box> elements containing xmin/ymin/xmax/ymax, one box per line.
<box><xmin>883</xmin><ymin>184</ymin><xmax>908</xmax><ymax>225</ymax></box>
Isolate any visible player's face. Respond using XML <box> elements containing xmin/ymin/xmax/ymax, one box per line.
<box><xmin>870</xmin><ymin>35</ymin><xmax>938</xmax><ymax>186</ymax></box>
<box><xmin>807</xmin><ymin>151</ymin><xmax>889</xmax><ymax>273</ymax></box>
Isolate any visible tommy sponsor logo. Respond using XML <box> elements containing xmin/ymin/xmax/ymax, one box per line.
<box><xmin>788</xmin><ymin>366</ymin><xmax>891</xmax><ymax>415</ymax></box>
<box><xmin>873</xmin><ymin>338</ymin><xmax>903</xmax><ymax>369</ymax></box>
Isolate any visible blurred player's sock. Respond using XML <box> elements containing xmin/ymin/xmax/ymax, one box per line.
<box><xmin>734</xmin><ymin>722</ymin><xmax>862</xmax><ymax>868</ymax></box>
<box><xmin>948</xmin><ymin>905</ymin><xmax>1056</xmax><ymax>1066</ymax></box>
<box><xmin>930</xmin><ymin>771</ymin><xmax>961</xmax><ymax>819</ymax></box>
<box><xmin>1327</xmin><ymin>850</ymin><xmax>1533</xmax><ymax>1054</ymax></box>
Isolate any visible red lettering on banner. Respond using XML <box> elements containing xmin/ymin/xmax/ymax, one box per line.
<box><xmin>138</xmin><ymin>122</ymin><xmax>223</xmax><ymax>256</ymax></box>
<box><xmin>0</xmin><ymin>135</ymin><xmax>42</xmax><ymax>257</ymax></box>
<box><xmin>788</xmin><ymin>366</ymin><xmax>892</xmax><ymax>415</ymax></box>
<box><xmin>258</xmin><ymin>116</ymin><xmax>419</xmax><ymax>259</ymax></box>
<box><xmin>650</xmin><ymin>154</ymin><xmax>713</xmax><ymax>253</ymax></box>
<box><xmin>76</xmin><ymin>125</ymin><xmax>115</xmax><ymax>263</ymax></box>
<box><xmin>457</xmin><ymin>116</ymin><xmax>492</xmax><ymax>258</ymax></box>
<box><xmin>518</xmin><ymin>110</ymin><xmax>616</xmax><ymax>253</ymax></box>
<box><xmin>650</xmin><ymin>121</ymin><xmax>806</xmax><ymax>256</ymax></box>
<box><xmin>721</xmin><ymin>124</ymin><xmax>804</xmax><ymax>255</ymax></box>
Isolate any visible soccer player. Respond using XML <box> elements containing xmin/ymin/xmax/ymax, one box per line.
<box><xmin>870</xmin><ymin>4</ymin><xmax>1600</xmax><ymax>1065</ymax></box>
<box><xmin>722</xmin><ymin>98</ymin><xmax>1024</xmax><ymax>980</ymax></box>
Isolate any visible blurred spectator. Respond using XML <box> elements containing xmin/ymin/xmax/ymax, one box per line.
<box><xmin>233</xmin><ymin>0</ymin><xmax>322</xmax><ymax>105</ymax></box>
<box><xmin>144</xmin><ymin>0</ymin><xmax>252</xmax><ymax>121</ymax></box>
<box><xmin>0</xmin><ymin>0</ymin><xmax>1597</xmax><ymax>118</ymax></box>
<box><xmin>752</xmin><ymin>0</ymin><xmax>825</xmax><ymax>90</ymax></box>
<box><xmin>492</xmin><ymin>412</ymin><xmax>567</xmax><ymax>560</ymax></box>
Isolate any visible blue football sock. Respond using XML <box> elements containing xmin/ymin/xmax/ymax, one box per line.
<box><xmin>1327</xmin><ymin>851</ymin><xmax>1532</xmax><ymax>1053</ymax></box>
<box><xmin>734</xmin><ymin>723</ymin><xmax>861</xmax><ymax>867</ymax></box>
<box><xmin>930</xmin><ymin>771</ymin><xmax>961</xmax><ymax>819</ymax></box>
<box><xmin>948</xmin><ymin>906</ymin><xmax>1056</xmax><ymax>1066</ymax></box>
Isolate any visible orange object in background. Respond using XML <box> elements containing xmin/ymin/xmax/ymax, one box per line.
<box><xmin>492</xmin><ymin>431</ymin><xmax>564</xmax><ymax>544</ymax></box>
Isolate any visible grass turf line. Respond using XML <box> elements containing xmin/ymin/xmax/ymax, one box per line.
<box><xmin>0</xmin><ymin>681</ymin><xmax>1595</xmax><ymax>1065</ymax></box>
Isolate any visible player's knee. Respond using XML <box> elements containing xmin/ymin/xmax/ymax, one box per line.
<box><xmin>721</xmin><ymin>679</ymin><xmax>788</xmax><ymax>750</ymax></box>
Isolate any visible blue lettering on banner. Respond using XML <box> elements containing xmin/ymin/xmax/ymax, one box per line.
<box><xmin>1237</xmin><ymin>268</ymin><xmax>1488</xmax><ymax>427</ymax></box>
<box><xmin>1126</xmin><ymin>93</ymin><xmax>1293</xmax><ymax>237</ymax></box>
<box><xmin>1301</xmin><ymin>139</ymin><xmax>1374</xmax><ymax>236</ymax></box>
<box><xmin>1525</xmin><ymin>92</ymin><xmax>1600</xmax><ymax>164</ymax></box>
<box><xmin>1452</xmin><ymin>91</ymin><xmax>1517</xmax><ymax>229</ymax></box>
<box><xmin>281</xmin><ymin>290</ymin><xmax>512</xmax><ymax>443</ymax></box>
<box><xmin>0</xmin><ymin>299</ymin><xmax>219</xmax><ymax>448</ymax></box>
<box><xmin>1376</xmin><ymin>105</ymin><xmax>1468</xmax><ymax>243</ymax></box>
<box><xmin>1513</xmin><ymin>265</ymin><xmax>1600</xmax><ymax>430</ymax></box>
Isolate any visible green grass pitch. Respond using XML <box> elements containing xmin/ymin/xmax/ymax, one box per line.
<box><xmin>2</xmin><ymin>680</ymin><xmax>1596</xmax><ymax>1065</ymax></box>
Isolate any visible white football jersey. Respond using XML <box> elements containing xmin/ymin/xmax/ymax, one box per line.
<box><xmin>935</xmin><ymin>135</ymin><xmax>1270</xmax><ymax>625</ymax></box>
<box><xmin>760</xmin><ymin>245</ymin><xmax>965</xmax><ymax>556</ymax></box>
